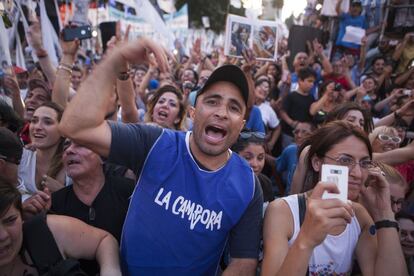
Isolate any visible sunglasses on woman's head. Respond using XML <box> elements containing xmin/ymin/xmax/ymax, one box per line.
<box><xmin>239</xmin><ymin>132</ymin><xmax>265</xmax><ymax>141</ymax></box>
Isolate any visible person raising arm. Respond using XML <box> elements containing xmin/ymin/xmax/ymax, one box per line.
<box><xmin>59</xmin><ymin>38</ymin><xmax>169</xmax><ymax>157</ymax></box>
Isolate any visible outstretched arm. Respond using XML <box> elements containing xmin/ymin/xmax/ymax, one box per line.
<box><xmin>27</xmin><ymin>21</ymin><xmax>56</xmax><ymax>85</ymax></box>
<box><xmin>59</xmin><ymin>38</ymin><xmax>168</xmax><ymax>157</ymax></box>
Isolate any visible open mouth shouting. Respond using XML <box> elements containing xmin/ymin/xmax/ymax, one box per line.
<box><xmin>205</xmin><ymin>125</ymin><xmax>227</xmax><ymax>144</ymax></box>
<box><xmin>25</xmin><ymin>106</ymin><xmax>36</xmax><ymax>117</ymax></box>
<box><xmin>157</xmin><ymin>110</ymin><xmax>169</xmax><ymax>120</ymax></box>
<box><xmin>66</xmin><ymin>158</ymin><xmax>81</xmax><ymax>167</ymax></box>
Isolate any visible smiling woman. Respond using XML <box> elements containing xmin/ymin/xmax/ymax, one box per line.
<box><xmin>18</xmin><ymin>102</ymin><xmax>66</xmax><ymax>208</ymax></box>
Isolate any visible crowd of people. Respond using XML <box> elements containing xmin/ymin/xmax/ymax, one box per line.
<box><xmin>1</xmin><ymin>0</ymin><xmax>414</xmax><ymax>275</ymax></box>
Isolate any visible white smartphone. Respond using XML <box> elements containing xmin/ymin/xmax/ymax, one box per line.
<box><xmin>321</xmin><ymin>164</ymin><xmax>348</xmax><ymax>202</ymax></box>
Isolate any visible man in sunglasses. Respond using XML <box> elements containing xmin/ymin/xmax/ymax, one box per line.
<box><xmin>60</xmin><ymin>39</ymin><xmax>263</xmax><ymax>275</ymax></box>
<box><xmin>0</xmin><ymin>127</ymin><xmax>22</xmax><ymax>185</ymax></box>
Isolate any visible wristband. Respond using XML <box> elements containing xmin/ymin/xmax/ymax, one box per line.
<box><xmin>118</xmin><ymin>71</ymin><xmax>130</xmax><ymax>81</ymax></box>
<box><xmin>369</xmin><ymin>220</ymin><xmax>399</xmax><ymax>235</ymax></box>
<box><xmin>57</xmin><ymin>64</ymin><xmax>72</xmax><ymax>74</ymax></box>
<box><xmin>60</xmin><ymin>62</ymin><xmax>73</xmax><ymax>69</ymax></box>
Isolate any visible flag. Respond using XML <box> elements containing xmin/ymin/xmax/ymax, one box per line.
<box><xmin>133</xmin><ymin>0</ymin><xmax>175</xmax><ymax>49</ymax></box>
<box><xmin>15</xmin><ymin>1</ymin><xmax>38</xmax><ymax>63</ymax></box>
<box><xmin>39</xmin><ymin>0</ymin><xmax>61</xmax><ymax>67</ymax></box>
<box><xmin>0</xmin><ymin>16</ymin><xmax>12</xmax><ymax>66</ymax></box>
<box><xmin>15</xmin><ymin>32</ymin><xmax>26</xmax><ymax>69</ymax></box>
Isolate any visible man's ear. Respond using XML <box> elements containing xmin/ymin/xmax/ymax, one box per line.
<box><xmin>311</xmin><ymin>155</ymin><xmax>322</xmax><ymax>172</ymax></box>
<box><xmin>239</xmin><ymin>120</ymin><xmax>246</xmax><ymax>133</ymax></box>
<box><xmin>188</xmin><ymin>106</ymin><xmax>195</xmax><ymax>120</ymax></box>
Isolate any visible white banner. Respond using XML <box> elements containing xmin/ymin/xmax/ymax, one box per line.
<box><xmin>133</xmin><ymin>0</ymin><xmax>175</xmax><ymax>49</ymax></box>
<box><xmin>15</xmin><ymin>32</ymin><xmax>26</xmax><ymax>69</ymax></box>
<box><xmin>39</xmin><ymin>0</ymin><xmax>61</xmax><ymax>67</ymax></box>
<box><xmin>16</xmin><ymin>0</ymin><xmax>38</xmax><ymax>63</ymax></box>
<box><xmin>0</xmin><ymin>16</ymin><xmax>12</xmax><ymax>66</ymax></box>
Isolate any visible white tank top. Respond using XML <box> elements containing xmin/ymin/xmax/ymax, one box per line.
<box><xmin>283</xmin><ymin>194</ymin><xmax>361</xmax><ymax>275</ymax></box>
<box><xmin>17</xmin><ymin>149</ymin><xmax>70</xmax><ymax>202</ymax></box>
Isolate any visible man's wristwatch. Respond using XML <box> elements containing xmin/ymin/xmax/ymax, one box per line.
<box><xmin>369</xmin><ymin>220</ymin><xmax>399</xmax><ymax>235</ymax></box>
<box><xmin>118</xmin><ymin>71</ymin><xmax>130</xmax><ymax>81</ymax></box>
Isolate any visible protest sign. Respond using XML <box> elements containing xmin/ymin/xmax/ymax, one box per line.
<box><xmin>224</xmin><ymin>14</ymin><xmax>278</xmax><ymax>61</ymax></box>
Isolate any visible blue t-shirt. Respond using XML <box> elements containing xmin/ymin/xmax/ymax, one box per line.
<box><xmin>336</xmin><ymin>13</ymin><xmax>367</xmax><ymax>49</ymax></box>
<box><xmin>108</xmin><ymin>123</ymin><xmax>263</xmax><ymax>275</ymax></box>
<box><xmin>246</xmin><ymin>106</ymin><xmax>265</xmax><ymax>133</ymax></box>
<box><xmin>276</xmin><ymin>144</ymin><xmax>298</xmax><ymax>195</ymax></box>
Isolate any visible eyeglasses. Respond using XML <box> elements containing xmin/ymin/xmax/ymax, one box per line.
<box><xmin>324</xmin><ymin>155</ymin><xmax>376</xmax><ymax>170</ymax></box>
<box><xmin>0</xmin><ymin>154</ymin><xmax>20</xmax><ymax>165</ymax></box>
<box><xmin>390</xmin><ymin>196</ymin><xmax>404</xmax><ymax>206</ymax></box>
<box><xmin>378</xmin><ymin>134</ymin><xmax>401</xmax><ymax>144</ymax></box>
<box><xmin>239</xmin><ymin>132</ymin><xmax>265</xmax><ymax>141</ymax></box>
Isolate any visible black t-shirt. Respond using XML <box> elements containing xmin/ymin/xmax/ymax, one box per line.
<box><xmin>282</xmin><ymin>91</ymin><xmax>315</xmax><ymax>135</ymax></box>
<box><xmin>108</xmin><ymin>122</ymin><xmax>263</xmax><ymax>260</ymax></box>
<box><xmin>50</xmin><ymin>167</ymin><xmax>135</xmax><ymax>275</ymax></box>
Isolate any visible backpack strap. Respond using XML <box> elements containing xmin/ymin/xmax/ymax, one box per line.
<box><xmin>297</xmin><ymin>193</ymin><xmax>309</xmax><ymax>276</ymax></box>
<box><xmin>23</xmin><ymin>214</ymin><xmax>63</xmax><ymax>274</ymax></box>
<box><xmin>297</xmin><ymin>193</ymin><xmax>306</xmax><ymax>227</ymax></box>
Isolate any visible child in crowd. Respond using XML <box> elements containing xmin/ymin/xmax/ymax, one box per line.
<box><xmin>279</xmin><ymin>68</ymin><xmax>316</xmax><ymax>147</ymax></box>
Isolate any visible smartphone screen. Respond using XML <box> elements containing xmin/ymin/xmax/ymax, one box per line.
<box><xmin>321</xmin><ymin>164</ymin><xmax>348</xmax><ymax>202</ymax></box>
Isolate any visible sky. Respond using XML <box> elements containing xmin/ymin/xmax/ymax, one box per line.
<box><xmin>281</xmin><ymin>0</ymin><xmax>308</xmax><ymax>20</ymax></box>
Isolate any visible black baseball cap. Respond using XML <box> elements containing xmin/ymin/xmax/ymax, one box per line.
<box><xmin>195</xmin><ymin>65</ymin><xmax>249</xmax><ymax>107</ymax></box>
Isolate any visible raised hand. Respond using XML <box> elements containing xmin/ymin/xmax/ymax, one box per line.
<box><xmin>116</xmin><ymin>38</ymin><xmax>169</xmax><ymax>73</ymax></box>
<box><xmin>60</xmin><ymin>26</ymin><xmax>80</xmax><ymax>59</ymax></box>
<box><xmin>27</xmin><ymin>21</ymin><xmax>44</xmax><ymax>51</ymax></box>
<box><xmin>241</xmin><ymin>48</ymin><xmax>256</xmax><ymax>72</ymax></box>
<box><xmin>360</xmin><ymin>166</ymin><xmax>394</xmax><ymax>221</ymax></box>
<box><xmin>312</xmin><ymin>39</ymin><xmax>324</xmax><ymax>56</ymax></box>
<box><xmin>3</xmin><ymin>75</ymin><xmax>20</xmax><ymax>97</ymax></box>
<box><xmin>297</xmin><ymin>182</ymin><xmax>354</xmax><ymax>249</ymax></box>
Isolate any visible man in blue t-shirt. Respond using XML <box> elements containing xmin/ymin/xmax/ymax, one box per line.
<box><xmin>60</xmin><ymin>38</ymin><xmax>262</xmax><ymax>275</ymax></box>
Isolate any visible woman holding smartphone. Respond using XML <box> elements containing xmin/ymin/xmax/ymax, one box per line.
<box><xmin>262</xmin><ymin>121</ymin><xmax>407</xmax><ymax>275</ymax></box>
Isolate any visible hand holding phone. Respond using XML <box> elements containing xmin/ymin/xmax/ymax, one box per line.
<box><xmin>62</xmin><ymin>25</ymin><xmax>92</xmax><ymax>41</ymax></box>
<box><xmin>321</xmin><ymin>164</ymin><xmax>348</xmax><ymax>202</ymax></box>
